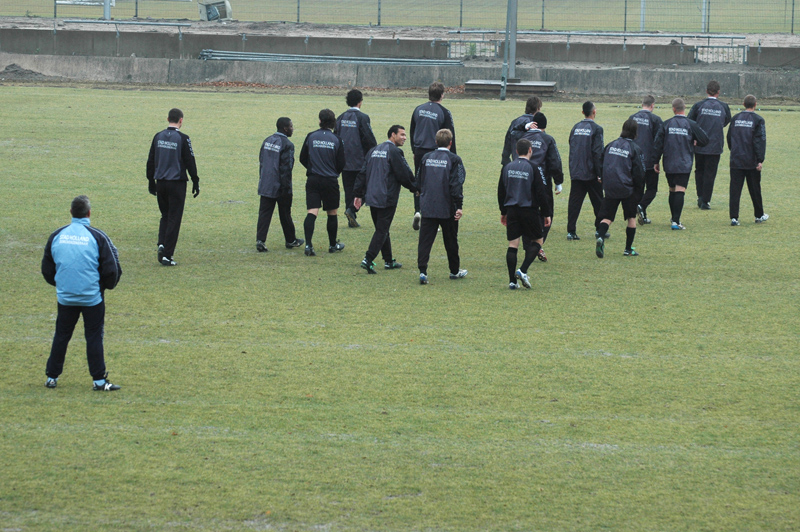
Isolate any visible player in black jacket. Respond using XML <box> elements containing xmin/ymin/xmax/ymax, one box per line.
<box><xmin>299</xmin><ymin>109</ymin><xmax>346</xmax><ymax>256</ymax></box>
<box><xmin>146</xmin><ymin>108</ymin><xmax>200</xmax><ymax>266</ymax></box>
<box><xmin>353</xmin><ymin>125</ymin><xmax>418</xmax><ymax>274</ymax></box>
<box><xmin>501</xmin><ymin>96</ymin><xmax>542</xmax><ymax>167</ymax></box>
<box><xmin>256</xmin><ymin>117</ymin><xmax>304</xmax><ymax>253</ymax></box>
<box><xmin>335</xmin><ymin>89</ymin><xmax>378</xmax><ymax>228</ymax></box>
<box><xmin>567</xmin><ymin>102</ymin><xmax>605</xmax><ymax>241</ymax></box>
<box><xmin>653</xmin><ymin>98</ymin><xmax>709</xmax><ymax>230</ymax></box>
<box><xmin>630</xmin><ymin>95</ymin><xmax>664</xmax><ymax>225</ymax></box>
<box><xmin>416</xmin><ymin>129</ymin><xmax>467</xmax><ymax>284</ymax></box>
<box><xmin>727</xmin><ymin>95</ymin><xmax>768</xmax><ymax>226</ymax></box>
<box><xmin>595</xmin><ymin>119</ymin><xmax>647</xmax><ymax>258</ymax></box>
<box><xmin>688</xmin><ymin>80</ymin><xmax>732</xmax><ymax>209</ymax></box>
<box><xmin>498</xmin><ymin>139</ymin><xmax>552</xmax><ymax>290</ymax></box>
<box><xmin>410</xmin><ymin>82</ymin><xmax>456</xmax><ymax>230</ymax></box>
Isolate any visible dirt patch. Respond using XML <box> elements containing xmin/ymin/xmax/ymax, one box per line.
<box><xmin>0</xmin><ymin>63</ymin><xmax>61</xmax><ymax>81</ymax></box>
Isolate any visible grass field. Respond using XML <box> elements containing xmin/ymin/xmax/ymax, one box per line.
<box><xmin>1</xmin><ymin>85</ymin><xmax>799</xmax><ymax>531</ymax></box>
<box><xmin>5</xmin><ymin>0</ymin><xmax>797</xmax><ymax>34</ymax></box>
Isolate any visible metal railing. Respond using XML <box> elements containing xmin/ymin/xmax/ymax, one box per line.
<box><xmin>198</xmin><ymin>49</ymin><xmax>464</xmax><ymax>67</ymax></box>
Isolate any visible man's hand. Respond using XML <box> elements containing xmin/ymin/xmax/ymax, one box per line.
<box><xmin>454</xmin><ymin>209</ymin><xmax>463</xmax><ymax>221</ymax></box>
<box><xmin>544</xmin><ymin>216</ymin><xmax>552</xmax><ymax>227</ymax></box>
<box><xmin>757</xmin><ymin>162</ymin><xmax>763</xmax><ymax>171</ymax></box>
<box><xmin>148</xmin><ymin>180</ymin><xmax>157</xmax><ymax>196</ymax></box>
<box><xmin>192</xmin><ymin>182</ymin><xmax>200</xmax><ymax>198</ymax></box>
<box><xmin>525</xmin><ymin>122</ymin><xmax>539</xmax><ymax>131</ymax></box>
<box><xmin>353</xmin><ymin>197</ymin><xmax>363</xmax><ymax>210</ymax></box>
<box><xmin>555</xmin><ymin>184</ymin><xmax>562</xmax><ymax>195</ymax></box>
<box><xmin>500</xmin><ymin>215</ymin><xmax>507</xmax><ymax>226</ymax></box>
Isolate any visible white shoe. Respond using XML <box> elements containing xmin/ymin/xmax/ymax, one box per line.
<box><xmin>755</xmin><ymin>213</ymin><xmax>769</xmax><ymax>223</ymax></box>
<box><xmin>449</xmin><ymin>269</ymin><xmax>468</xmax><ymax>280</ymax></box>
<box><xmin>731</xmin><ymin>218</ymin><xmax>740</xmax><ymax>226</ymax></box>
<box><xmin>412</xmin><ymin>212</ymin><xmax>421</xmax><ymax>231</ymax></box>
<box><xmin>515</xmin><ymin>269</ymin><xmax>531</xmax><ymax>289</ymax></box>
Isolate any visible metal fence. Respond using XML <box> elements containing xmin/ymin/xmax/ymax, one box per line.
<box><xmin>4</xmin><ymin>0</ymin><xmax>797</xmax><ymax>34</ymax></box>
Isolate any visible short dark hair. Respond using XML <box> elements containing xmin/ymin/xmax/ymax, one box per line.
<box><xmin>621</xmin><ymin>118</ymin><xmax>638</xmax><ymax>140</ymax></box>
<box><xmin>71</xmin><ymin>195</ymin><xmax>91</xmax><ymax>218</ymax></box>
<box><xmin>319</xmin><ymin>109</ymin><xmax>336</xmax><ymax>129</ymax></box>
<box><xmin>168</xmin><ymin>108</ymin><xmax>183</xmax><ymax>124</ymax></box>
<box><xmin>346</xmin><ymin>89</ymin><xmax>363</xmax><ymax>107</ymax></box>
<box><xmin>387</xmin><ymin>124</ymin><xmax>405</xmax><ymax>138</ymax></box>
<box><xmin>435</xmin><ymin>128</ymin><xmax>452</xmax><ymax>147</ymax></box>
<box><xmin>582</xmin><ymin>101</ymin><xmax>595</xmax><ymax>117</ymax></box>
<box><xmin>743</xmin><ymin>94</ymin><xmax>757</xmax><ymax>109</ymax></box>
<box><xmin>525</xmin><ymin>96</ymin><xmax>542</xmax><ymax>115</ymax></box>
<box><xmin>516</xmin><ymin>139</ymin><xmax>532</xmax><ymax>156</ymax></box>
<box><xmin>672</xmin><ymin>98</ymin><xmax>685</xmax><ymax>113</ymax></box>
<box><xmin>707</xmin><ymin>80</ymin><xmax>721</xmax><ymax>95</ymax></box>
<box><xmin>642</xmin><ymin>95</ymin><xmax>655</xmax><ymax>107</ymax></box>
<box><xmin>532</xmin><ymin>112</ymin><xmax>547</xmax><ymax>130</ymax></box>
<box><xmin>276</xmin><ymin>117</ymin><xmax>292</xmax><ymax>131</ymax></box>
<box><xmin>428</xmin><ymin>82</ymin><xmax>445</xmax><ymax>101</ymax></box>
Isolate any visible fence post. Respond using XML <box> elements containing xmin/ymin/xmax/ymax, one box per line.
<box><xmin>508</xmin><ymin>0</ymin><xmax>517</xmax><ymax>79</ymax></box>
<box><xmin>541</xmin><ymin>0</ymin><xmax>545</xmax><ymax>30</ymax></box>
<box><xmin>54</xmin><ymin>0</ymin><xmax>57</xmax><ymax>18</ymax></box>
<box><xmin>701</xmin><ymin>0</ymin><xmax>708</xmax><ymax>32</ymax></box>
<box><xmin>135</xmin><ymin>0</ymin><xmax>138</xmax><ymax>18</ymax></box>
<box><xmin>296</xmin><ymin>0</ymin><xmax>300</xmax><ymax>23</ymax></box>
<box><xmin>624</xmin><ymin>0</ymin><xmax>627</xmax><ymax>32</ymax></box>
<box><xmin>460</xmin><ymin>0</ymin><xmax>463</xmax><ymax>28</ymax></box>
<box><xmin>640</xmin><ymin>0</ymin><xmax>645</xmax><ymax>30</ymax></box>
<box><xmin>793</xmin><ymin>0</ymin><xmax>796</xmax><ymax>33</ymax></box>
<box><xmin>378</xmin><ymin>0</ymin><xmax>381</xmax><ymax>26</ymax></box>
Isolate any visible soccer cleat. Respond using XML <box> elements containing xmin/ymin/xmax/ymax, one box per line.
<box><xmin>92</xmin><ymin>372</ymin><xmax>120</xmax><ymax>392</ymax></box>
<box><xmin>345</xmin><ymin>207</ymin><xmax>360</xmax><ymax>228</ymax></box>
<box><xmin>157</xmin><ymin>244</ymin><xmax>165</xmax><ymax>262</ymax></box>
<box><xmin>384</xmin><ymin>259</ymin><xmax>402</xmax><ymax>270</ymax></box>
<box><xmin>636</xmin><ymin>205</ymin><xmax>651</xmax><ymax>225</ymax></box>
<box><xmin>328</xmin><ymin>241</ymin><xmax>345</xmax><ymax>253</ymax></box>
<box><xmin>509</xmin><ymin>282</ymin><xmax>518</xmax><ymax>290</ymax></box>
<box><xmin>256</xmin><ymin>240</ymin><xmax>268</xmax><ymax>253</ymax></box>
<box><xmin>755</xmin><ymin>214</ymin><xmax>770</xmax><ymax>223</ymax></box>
<box><xmin>45</xmin><ymin>377</ymin><xmax>57</xmax><ymax>389</ymax></box>
<box><xmin>160</xmin><ymin>256</ymin><xmax>177</xmax><ymax>266</ymax></box>
<box><xmin>449</xmin><ymin>269</ymin><xmax>468</xmax><ymax>280</ymax></box>
<box><xmin>419</xmin><ymin>273</ymin><xmax>428</xmax><ymax>285</ymax></box>
<box><xmin>596</xmin><ymin>231</ymin><xmax>611</xmax><ymax>240</ymax></box>
<box><xmin>537</xmin><ymin>248</ymin><xmax>548</xmax><ymax>262</ymax></box>
<box><xmin>671</xmin><ymin>222</ymin><xmax>686</xmax><ymax>230</ymax></box>
<box><xmin>567</xmin><ymin>232</ymin><xmax>580</xmax><ymax>241</ymax></box>
<box><xmin>623</xmin><ymin>248</ymin><xmax>639</xmax><ymax>256</ymax></box>
<box><xmin>285</xmin><ymin>238</ymin><xmax>304</xmax><ymax>249</ymax></box>
<box><xmin>515</xmin><ymin>269</ymin><xmax>532</xmax><ymax>289</ymax></box>
<box><xmin>731</xmin><ymin>218</ymin><xmax>740</xmax><ymax>226</ymax></box>
<box><xmin>412</xmin><ymin>212</ymin><xmax>421</xmax><ymax>231</ymax></box>
<box><xmin>361</xmin><ymin>258</ymin><xmax>377</xmax><ymax>274</ymax></box>
<box><xmin>700</xmin><ymin>202</ymin><xmax>711</xmax><ymax>210</ymax></box>
<box><xmin>304</xmin><ymin>245</ymin><xmax>316</xmax><ymax>257</ymax></box>
<box><xmin>595</xmin><ymin>236</ymin><xmax>605</xmax><ymax>258</ymax></box>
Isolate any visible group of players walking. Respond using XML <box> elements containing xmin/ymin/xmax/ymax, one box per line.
<box><xmin>145</xmin><ymin>80</ymin><xmax>768</xmax><ymax>289</ymax></box>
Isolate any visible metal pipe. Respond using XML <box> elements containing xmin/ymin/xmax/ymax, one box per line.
<box><xmin>64</xmin><ymin>19</ymin><xmax>191</xmax><ymax>26</ymax></box>
<box><xmin>541</xmin><ymin>0</ymin><xmax>545</xmax><ymax>30</ymax></box>
<box><xmin>448</xmin><ymin>30</ymin><xmax>745</xmax><ymax>39</ymax></box>
<box><xmin>624</xmin><ymin>0</ymin><xmax>627</xmax><ymax>33</ymax></box>
<box><xmin>793</xmin><ymin>0</ymin><xmax>796</xmax><ymax>34</ymax></box>
<box><xmin>103</xmin><ymin>0</ymin><xmax>110</xmax><ymax>20</ymax></box>
<box><xmin>296</xmin><ymin>0</ymin><xmax>300</xmax><ymax>24</ymax></box>
<box><xmin>377</xmin><ymin>0</ymin><xmax>381</xmax><ymax>26</ymax></box>
<box><xmin>508</xmin><ymin>0</ymin><xmax>517</xmax><ymax>79</ymax></box>
<box><xmin>54</xmin><ymin>0</ymin><xmax>57</xmax><ymax>19</ymax></box>
<box><xmin>640</xmin><ymin>0</ymin><xmax>645</xmax><ymax>31</ymax></box>
<box><xmin>135</xmin><ymin>0</ymin><xmax>138</xmax><ymax>18</ymax></box>
<box><xmin>701</xmin><ymin>0</ymin><xmax>708</xmax><ymax>32</ymax></box>
<box><xmin>460</xmin><ymin>0</ymin><xmax>463</xmax><ymax>28</ymax></box>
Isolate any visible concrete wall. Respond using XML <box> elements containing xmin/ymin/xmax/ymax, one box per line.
<box><xmin>4</xmin><ymin>52</ymin><xmax>800</xmax><ymax>99</ymax></box>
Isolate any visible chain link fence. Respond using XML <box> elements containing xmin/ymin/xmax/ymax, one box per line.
<box><xmin>4</xmin><ymin>0</ymin><xmax>797</xmax><ymax>33</ymax></box>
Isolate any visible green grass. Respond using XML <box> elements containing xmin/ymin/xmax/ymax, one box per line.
<box><xmin>6</xmin><ymin>0</ymin><xmax>798</xmax><ymax>33</ymax></box>
<box><xmin>1</xmin><ymin>85</ymin><xmax>799</xmax><ymax>531</ymax></box>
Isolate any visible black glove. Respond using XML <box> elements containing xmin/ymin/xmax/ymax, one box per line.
<box><xmin>148</xmin><ymin>179</ymin><xmax>157</xmax><ymax>196</ymax></box>
<box><xmin>192</xmin><ymin>182</ymin><xmax>200</xmax><ymax>198</ymax></box>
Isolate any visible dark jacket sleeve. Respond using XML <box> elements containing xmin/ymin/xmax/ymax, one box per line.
<box><xmin>299</xmin><ymin>136</ymin><xmax>310</xmax><ymax>169</ymax></box>
<box><xmin>547</xmin><ymin>137</ymin><xmax>565</xmax><ymax>186</ymax></box>
<box><xmin>41</xmin><ymin>231</ymin><xmax>59</xmax><ymax>286</ymax></box>
<box><xmin>335</xmin><ymin>135</ymin><xmax>346</xmax><ymax>175</ymax></box>
<box><xmin>390</xmin><ymin>146</ymin><xmax>417</xmax><ymax>193</ymax></box>
<box><xmin>690</xmin><ymin>119</ymin><xmax>710</xmax><ymax>148</ymax></box>
<box><xmin>653</xmin><ymin>123</ymin><xmax>665</xmax><ymax>164</ymax></box>
<box><xmin>497</xmin><ymin>170</ymin><xmax>507</xmax><ymax>215</ymax></box>
<box><xmin>754</xmin><ymin>116</ymin><xmax>767</xmax><ymax>163</ymax></box>
<box><xmin>360</xmin><ymin>115</ymin><xmax>378</xmax><ymax>154</ymax></box>
<box><xmin>631</xmin><ymin>142</ymin><xmax>646</xmax><ymax>192</ymax></box>
<box><xmin>441</xmin><ymin>105</ymin><xmax>457</xmax><ymax>154</ymax></box>
<box><xmin>532</xmin><ymin>164</ymin><xmax>554</xmax><ymax>219</ymax></box>
<box><xmin>501</xmin><ymin>123</ymin><xmax>516</xmax><ymax>167</ymax></box>
<box><xmin>353</xmin><ymin>154</ymin><xmax>369</xmax><ymax>199</ymax></box>
<box><xmin>592</xmin><ymin>125</ymin><xmax>605</xmax><ymax>178</ymax></box>
<box><xmin>449</xmin><ymin>155</ymin><xmax>465</xmax><ymax>211</ymax></box>
<box><xmin>687</xmin><ymin>101</ymin><xmax>701</xmax><ymax>121</ymax></box>
<box><xmin>146</xmin><ymin>134</ymin><xmax>157</xmax><ymax>181</ymax></box>
<box><xmin>182</xmin><ymin>133</ymin><xmax>199</xmax><ymax>184</ymax></box>
<box><xmin>409</xmin><ymin>110</ymin><xmax>417</xmax><ymax>155</ymax></box>
<box><xmin>279</xmin><ymin>141</ymin><xmax>294</xmax><ymax>195</ymax></box>
<box><xmin>723</xmin><ymin>102</ymin><xmax>732</xmax><ymax>127</ymax></box>
<box><xmin>93</xmin><ymin>229</ymin><xmax>122</xmax><ymax>291</ymax></box>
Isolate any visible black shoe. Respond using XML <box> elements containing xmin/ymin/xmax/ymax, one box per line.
<box><xmin>329</xmin><ymin>241</ymin><xmax>345</xmax><ymax>253</ymax></box>
<box><xmin>567</xmin><ymin>232</ymin><xmax>580</xmax><ymax>241</ymax></box>
<box><xmin>157</xmin><ymin>244</ymin><xmax>165</xmax><ymax>262</ymax></box>
<box><xmin>256</xmin><ymin>240</ymin><xmax>268</xmax><ymax>253</ymax></box>
<box><xmin>361</xmin><ymin>258</ymin><xmax>377</xmax><ymax>274</ymax></box>
<box><xmin>160</xmin><ymin>256</ymin><xmax>177</xmax><ymax>266</ymax></box>
<box><xmin>697</xmin><ymin>197</ymin><xmax>703</xmax><ymax>208</ymax></box>
<box><xmin>345</xmin><ymin>208</ymin><xmax>360</xmax><ymax>228</ymax></box>
<box><xmin>285</xmin><ymin>238</ymin><xmax>304</xmax><ymax>249</ymax></box>
<box><xmin>93</xmin><ymin>372</ymin><xmax>120</xmax><ymax>391</ymax></box>
<box><xmin>384</xmin><ymin>259</ymin><xmax>402</xmax><ymax>270</ymax></box>
<box><xmin>636</xmin><ymin>205</ymin><xmax>651</xmax><ymax>225</ymax></box>
<box><xmin>304</xmin><ymin>245</ymin><xmax>316</xmax><ymax>257</ymax></box>
<box><xmin>700</xmin><ymin>202</ymin><xmax>711</xmax><ymax>210</ymax></box>
<box><xmin>45</xmin><ymin>377</ymin><xmax>57</xmax><ymax>388</ymax></box>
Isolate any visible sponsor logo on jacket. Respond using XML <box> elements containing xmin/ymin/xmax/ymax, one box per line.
<box><xmin>700</xmin><ymin>108</ymin><xmax>723</xmax><ymax>117</ymax></box>
<box><xmin>340</xmin><ymin>120</ymin><xmax>357</xmax><ymax>128</ymax></box>
<box><xmin>573</xmin><ymin>128</ymin><xmax>592</xmax><ymax>136</ymax></box>
<box><xmin>507</xmin><ymin>169</ymin><xmax>530</xmax><ymax>180</ymax></box>
<box><xmin>668</xmin><ymin>127</ymin><xmax>689</xmax><ymax>136</ymax></box>
<box><xmin>157</xmin><ymin>140</ymin><xmax>178</xmax><ymax>150</ymax></box>
<box><xmin>263</xmin><ymin>142</ymin><xmax>281</xmax><ymax>153</ymax></box>
<box><xmin>419</xmin><ymin>109</ymin><xmax>440</xmax><ymax>120</ymax></box>
<box><xmin>608</xmin><ymin>146</ymin><xmax>630</xmax><ymax>158</ymax></box>
<box><xmin>734</xmin><ymin>120</ymin><xmax>754</xmax><ymax>128</ymax></box>
<box><xmin>425</xmin><ymin>158</ymin><xmax>449</xmax><ymax>168</ymax></box>
<box><xmin>312</xmin><ymin>140</ymin><xmax>336</xmax><ymax>150</ymax></box>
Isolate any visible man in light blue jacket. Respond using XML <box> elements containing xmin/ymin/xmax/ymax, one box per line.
<box><xmin>41</xmin><ymin>195</ymin><xmax>122</xmax><ymax>391</ymax></box>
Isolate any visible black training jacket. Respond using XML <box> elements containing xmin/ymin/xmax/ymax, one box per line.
<box><xmin>653</xmin><ymin>115</ymin><xmax>709</xmax><ymax>174</ymax></box>
<box><xmin>258</xmin><ymin>132</ymin><xmax>294</xmax><ymax>198</ymax></box>
<box><xmin>497</xmin><ymin>158</ymin><xmax>553</xmax><ymax>218</ymax></box>
<box><xmin>688</xmin><ymin>97</ymin><xmax>731</xmax><ymax>155</ymax></box>
<box><xmin>630</xmin><ymin>109</ymin><xmax>664</xmax><ymax>168</ymax></box>
<box><xmin>299</xmin><ymin>129</ymin><xmax>346</xmax><ymax>179</ymax></box>
<box><xmin>568</xmin><ymin>119</ymin><xmax>604</xmax><ymax>181</ymax></box>
<box><xmin>353</xmin><ymin>140</ymin><xmax>417</xmax><ymax>209</ymax></box>
<box><xmin>501</xmin><ymin>113</ymin><xmax>536</xmax><ymax>166</ymax></box>
<box><xmin>146</xmin><ymin>126</ymin><xmax>199</xmax><ymax>184</ymax></box>
<box><xmin>418</xmin><ymin>148</ymin><xmax>465</xmax><ymax>219</ymax></box>
<box><xmin>727</xmin><ymin>111</ymin><xmax>766</xmax><ymax>169</ymax></box>
<box><xmin>410</xmin><ymin>101</ymin><xmax>457</xmax><ymax>155</ymax></box>
<box><xmin>600</xmin><ymin>137</ymin><xmax>646</xmax><ymax>199</ymax></box>
<box><xmin>335</xmin><ymin>108</ymin><xmax>378</xmax><ymax>173</ymax></box>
